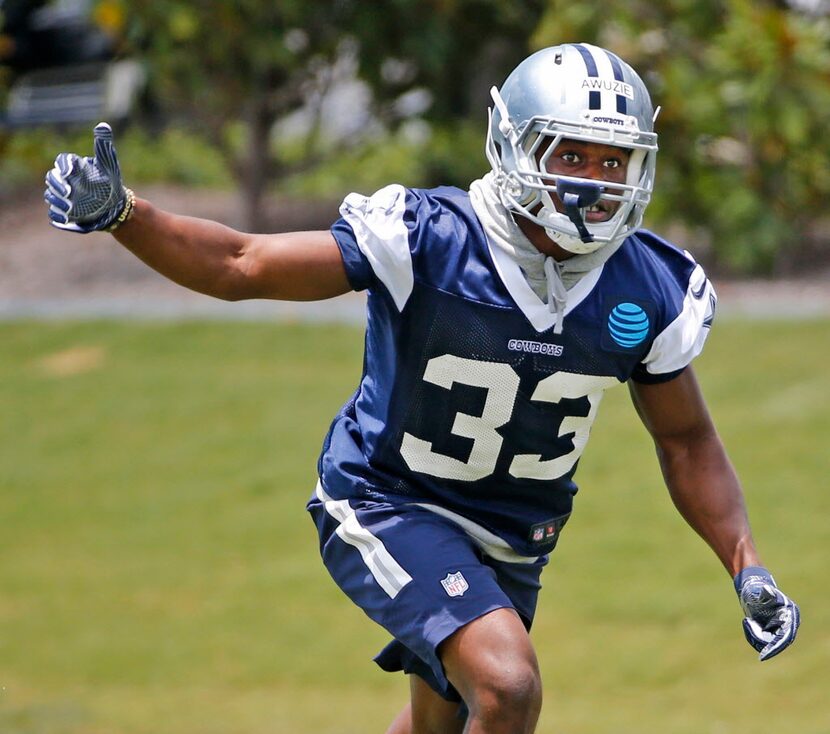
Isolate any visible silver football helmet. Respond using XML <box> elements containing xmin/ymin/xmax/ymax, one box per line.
<box><xmin>486</xmin><ymin>43</ymin><xmax>659</xmax><ymax>254</ymax></box>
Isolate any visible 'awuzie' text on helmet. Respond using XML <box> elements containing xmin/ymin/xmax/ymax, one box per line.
<box><xmin>486</xmin><ymin>43</ymin><xmax>659</xmax><ymax>254</ymax></box>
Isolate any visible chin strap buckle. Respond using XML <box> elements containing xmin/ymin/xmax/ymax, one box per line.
<box><xmin>556</xmin><ymin>179</ymin><xmax>603</xmax><ymax>243</ymax></box>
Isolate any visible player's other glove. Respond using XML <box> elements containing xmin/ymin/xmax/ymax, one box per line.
<box><xmin>44</xmin><ymin>122</ymin><xmax>134</xmax><ymax>233</ymax></box>
<box><xmin>734</xmin><ymin>566</ymin><xmax>800</xmax><ymax>661</ymax></box>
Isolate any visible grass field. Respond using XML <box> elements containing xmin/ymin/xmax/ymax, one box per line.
<box><xmin>1</xmin><ymin>318</ymin><xmax>828</xmax><ymax>734</ymax></box>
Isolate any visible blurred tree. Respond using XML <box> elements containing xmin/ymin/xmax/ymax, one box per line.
<box><xmin>349</xmin><ymin>0</ymin><xmax>544</xmax><ymax>187</ymax></box>
<box><xmin>533</xmin><ymin>0</ymin><xmax>830</xmax><ymax>274</ymax></box>
<box><xmin>124</xmin><ymin>1</ymin><xmax>348</xmax><ymax>230</ymax></box>
<box><xmin>84</xmin><ymin>0</ymin><xmax>829</xmax><ymax>272</ymax></box>
<box><xmin>122</xmin><ymin>0</ymin><xmax>542</xmax><ymax>231</ymax></box>
<box><xmin>351</xmin><ymin>1</ymin><xmax>542</xmax><ymax>121</ymax></box>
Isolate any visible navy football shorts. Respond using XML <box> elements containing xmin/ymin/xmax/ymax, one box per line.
<box><xmin>307</xmin><ymin>482</ymin><xmax>548</xmax><ymax>702</ymax></box>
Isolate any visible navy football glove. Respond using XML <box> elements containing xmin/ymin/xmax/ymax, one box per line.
<box><xmin>44</xmin><ymin>122</ymin><xmax>130</xmax><ymax>233</ymax></box>
<box><xmin>734</xmin><ymin>566</ymin><xmax>800</xmax><ymax>661</ymax></box>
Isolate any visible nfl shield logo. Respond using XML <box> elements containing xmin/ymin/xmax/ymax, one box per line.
<box><xmin>440</xmin><ymin>571</ymin><xmax>469</xmax><ymax>597</ymax></box>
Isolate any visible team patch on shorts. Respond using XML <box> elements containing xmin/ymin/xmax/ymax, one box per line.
<box><xmin>527</xmin><ymin>512</ymin><xmax>571</xmax><ymax>548</ymax></box>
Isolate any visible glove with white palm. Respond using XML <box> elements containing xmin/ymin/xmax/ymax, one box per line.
<box><xmin>735</xmin><ymin>566</ymin><xmax>800</xmax><ymax>661</ymax></box>
<box><xmin>44</xmin><ymin>122</ymin><xmax>134</xmax><ymax>233</ymax></box>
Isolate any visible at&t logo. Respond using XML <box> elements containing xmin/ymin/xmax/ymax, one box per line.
<box><xmin>607</xmin><ymin>302</ymin><xmax>650</xmax><ymax>348</ymax></box>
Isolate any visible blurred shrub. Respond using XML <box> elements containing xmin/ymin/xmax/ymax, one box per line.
<box><xmin>0</xmin><ymin>125</ymin><xmax>231</xmax><ymax>192</ymax></box>
<box><xmin>4</xmin><ymin>0</ymin><xmax>828</xmax><ymax>275</ymax></box>
<box><xmin>119</xmin><ymin>127</ymin><xmax>230</xmax><ymax>186</ymax></box>
<box><xmin>534</xmin><ymin>0</ymin><xmax>830</xmax><ymax>275</ymax></box>
<box><xmin>0</xmin><ymin>119</ymin><xmax>487</xmax><ymax>200</ymax></box>
<box><xmin>279</xmin><ymin>120</ymin><xmax>487</xmax><ymax>198</ymax></box>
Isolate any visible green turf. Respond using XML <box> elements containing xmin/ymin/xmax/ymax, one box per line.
<box><xmin>1</xmin><ymin>319</ymin><xmax>828</xmax><ymax>733</ymax></box>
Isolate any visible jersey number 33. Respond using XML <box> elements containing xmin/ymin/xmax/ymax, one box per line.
<box><xmin>400</xmin><ymin>355</ymin><xmax>617</xmax><ymax>483</ymax></box>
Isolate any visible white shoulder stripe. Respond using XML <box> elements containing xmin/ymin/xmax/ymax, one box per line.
<box><xmin>315</xmin><ymin>482</ymin><xmax>412</xmax><ymax>599</ymax></box>
<box><xmin>641</xmin><ymin>264</ymin><xmax>717</xmax><ymax>375</ymax></box>
<box><xmin>339</xmin><ymin>184</ymin><xmax>414</xmax><ymax>311</ymax></box>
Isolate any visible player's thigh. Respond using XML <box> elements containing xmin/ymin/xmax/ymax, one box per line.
<box><xmin>440</xmin><ymin>607</ymin><xmax>541</xmax><ymax>708</ymax></box>
<box><xmin>307</xmin><ymin>495</ymin><xmax>520</xmax><ymax>691</ymax></box>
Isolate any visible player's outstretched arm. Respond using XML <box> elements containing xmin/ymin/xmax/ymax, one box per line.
<box><xmin>44</xmin><ymin>123</ymin><xmax>351</xmax><ymax>302</ymax></box>
<box><xmin>111</xmin><ymin>202</ymin><xmax>351</xmax><ymax>301</ymax></box>
<box><xmin>629</xmin><ymin>369</ymin><xmax>800</xmax><ymax>660</ymax></box>
<box><xmin>628</xmin><ymin>368</ymin><xmax>755</xmax><ymax>573</ymax></box>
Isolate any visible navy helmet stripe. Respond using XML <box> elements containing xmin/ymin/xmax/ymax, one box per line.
<box><xmin>603</xmin><ymin>50</ymin><xmax>628</xmax><ymax>115</ymax></box>
<box><xmin>574</xmin><ymin>44</ymin><xmax>599</xmax><ymax>76</ymax></box>
<box><xmin>573</xmin><ymin>44</ymin><xmax>602</xmax><ymax>110</ymax></box>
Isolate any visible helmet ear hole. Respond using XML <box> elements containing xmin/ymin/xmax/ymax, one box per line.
<box><xmin>514</xmin><ymin>132</ymin><xmax>542</xmax><ymax>175</ymax></box>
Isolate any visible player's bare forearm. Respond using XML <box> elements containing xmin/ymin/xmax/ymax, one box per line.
<box><xmin>656</xmin><ymin>427</ymin><xmax>759</xmax><ymax>575</ymax></box>
<box><xmin>112</xmin><ymin>197</ymin><xmax>352</xmax><ymax>302</ymax></box>
<box><xmin>629</xmin><ymin>370</ymin><xmax>761</xmax><ymax>576</ymax></box>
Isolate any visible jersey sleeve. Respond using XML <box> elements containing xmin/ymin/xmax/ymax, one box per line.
<box><xmin>330</xmin><ymin>184</ymin><xmax>415</xmax><ymax>311</ymax></box>
<box><xmin>631</xmin><ymin>260</ymin><xmax>717</xmax><ymax>383</ymax></box>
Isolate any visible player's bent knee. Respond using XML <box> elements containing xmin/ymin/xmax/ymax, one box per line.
<box><xmin>470</xmin><ymin>659</ymin><xmax>542</xmax><ymax>721</ymax></box>
<box><xmin>449</xmin><ymin>653</ymin><xmax>542</xmax><ymax>725</ymax></box>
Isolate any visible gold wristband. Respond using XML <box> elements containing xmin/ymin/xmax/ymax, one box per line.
<box><xmin>106</xmin><ymin>188</ymin><xmax>136</xmax><ymax>232</ymax></box>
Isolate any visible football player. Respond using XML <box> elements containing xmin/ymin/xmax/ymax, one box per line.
<box><xmin>45</xmin><ymin>43</ymin><xmax>799</xmax><ymax>734</ymax></box>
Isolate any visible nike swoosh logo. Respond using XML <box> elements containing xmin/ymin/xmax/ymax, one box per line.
<box><xmin>703</xmin><ymin>293</ymin><xmax>716</xmax><ymax>328</ymax></box>
<box><xmin>691</xmin><ymin>278</ymin><xmax>708</xmax><ymax>299</ymax></box>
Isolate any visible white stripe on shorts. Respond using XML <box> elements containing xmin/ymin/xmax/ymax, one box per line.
<box><xmin>315</xmin><ymin>481</ymin><xmax>413</xmax><ymax>599</ymax></box>
<box><xmin>414</xmin><ymin>503</ymin><xmax>542</xmax><ymax>564</ymax></box>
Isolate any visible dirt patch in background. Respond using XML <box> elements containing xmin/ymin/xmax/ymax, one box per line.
<box><xmin>3</xmin><ymin>185</ymin><xmax>829</xmax><ymax>321</ymax></box>
<box><xmin>0</xmin><ymin>185</ymin><xmax>367</xmax><ymax>321</ymax></box>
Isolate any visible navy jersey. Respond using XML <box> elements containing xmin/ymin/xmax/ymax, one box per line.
<box><xmin>318</xmin><ymin>184</ymin><xmax>716</xmax><ymax>559</ymax></box>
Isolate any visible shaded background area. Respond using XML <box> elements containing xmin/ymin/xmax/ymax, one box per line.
<box><xmin>2</xmin><ymin>0</ymin><xmax>830</xmax><ymax>276</ymax></box>
<box><xmin>0</xmin><ymin>184</ymin><xmax>371</xmax><ymax>321</ymax></box>
<box><xmin>2</xmin><ymin>182</ymin><xmax>830</xmax><ymax>321</ymax></box>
